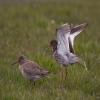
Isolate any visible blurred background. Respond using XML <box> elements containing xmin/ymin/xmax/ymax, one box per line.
<box><xmin>0</xmin><ymin>0</ymin><xmax>100</xmax><ymax>100</ymax></box>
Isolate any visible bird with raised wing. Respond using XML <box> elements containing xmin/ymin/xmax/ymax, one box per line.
<box><xmin>12</xmin><ymin>56</ymin><xmax>49</xmax><ymax>83</ymax></box>
<box><xmin>50</xmin><ymin>23</ymin><xmax>88</xmax><ymax>81</ymax></box>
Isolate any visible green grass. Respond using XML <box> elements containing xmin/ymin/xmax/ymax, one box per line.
<box><xmin>0</xmin><ymin>0</ymin><xmax>100</xmax><ymax>100</ymax></box>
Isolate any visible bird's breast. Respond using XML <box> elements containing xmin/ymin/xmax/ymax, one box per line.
<box><xmin>19</xmin><ymin>65</ymin><xmax>25</xmax><ymax>76</ymax></box>
<box><xmin>54</xmin><ymin>52</ymin><xmax>69</xmax><ymax>65</ymax></box>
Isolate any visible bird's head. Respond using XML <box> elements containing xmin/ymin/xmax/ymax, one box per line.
<box><xmin>50</xmin><ymin>40</ymin><xmax>58</xmax><ymax>52</ymax></box>
<box><xmin>12</xmin><ymin>55</ymin><xmax>26</xmax><ymax>65</ymax></box>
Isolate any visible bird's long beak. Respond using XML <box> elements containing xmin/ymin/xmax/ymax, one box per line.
<box><xmin>11</xmin><ymin>61</ymin><xmax>18</xmax><ymax>65</ymax></box>
<box><xmin>79</xmin><ymin>59</ymin><xmax>88</xmax><ymax>71</ymax></box>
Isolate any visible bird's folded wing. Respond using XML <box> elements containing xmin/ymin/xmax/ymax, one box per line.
<box><xmin>23</xmin><ymin>67</ymin><xmax>41</xmax><ymax>76</ymax></box>
<box><xmin>56</xmin><ymin>23</ymin><xmax>71</xmax><ymax>54</ymax></box>
<box><xmin>23</xmin><ymin>63</ymin><xmax>48</xmax><ymax>76</ymax></box>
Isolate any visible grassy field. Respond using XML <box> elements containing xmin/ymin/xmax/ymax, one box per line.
<box><xmin>0</xmin><ymin>0</ymin><xmax>100</xmax><ymax>100</ymax></box>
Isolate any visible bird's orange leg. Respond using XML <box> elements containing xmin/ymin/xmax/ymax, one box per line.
<box><xmin>62</xmin><ymin>67</ymin><xmax>67</xmax><ymax>81</ymax></box>
<box><xmin>64</xmin><ymin>67</ymin><xmax>67</xmax><ymax>81</ymax></box>
<box><xmin>58</xmin><ymin>66</ymin><xmax>67</xmax><ymax>87</ymax></box>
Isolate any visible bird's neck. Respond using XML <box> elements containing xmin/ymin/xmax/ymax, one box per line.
<box><xmin>52</xmin><ymin>46</ymin><xmax>57</xmax><ymax>52</ymax></box>
<box><xmin>19</xmin><ymin>59</ymin><xmax>28</xmax><ymax>65</ymax></box>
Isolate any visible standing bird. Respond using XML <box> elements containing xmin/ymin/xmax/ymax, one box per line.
<box><xmin>12</xmin><ymin>56</ymin><xmax>49</xmax><ymax>83</ymax></box>
<box><xmin>50</xmin><ymin>23</ymin><xmax>88</xmax><ymax>81</ymax></box>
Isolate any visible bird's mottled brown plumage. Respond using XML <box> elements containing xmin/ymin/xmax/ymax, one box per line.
<box><xmin>15</xmin><ymin>56</ymin><xmax>49</xmax><ymax>81</ymax></box>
